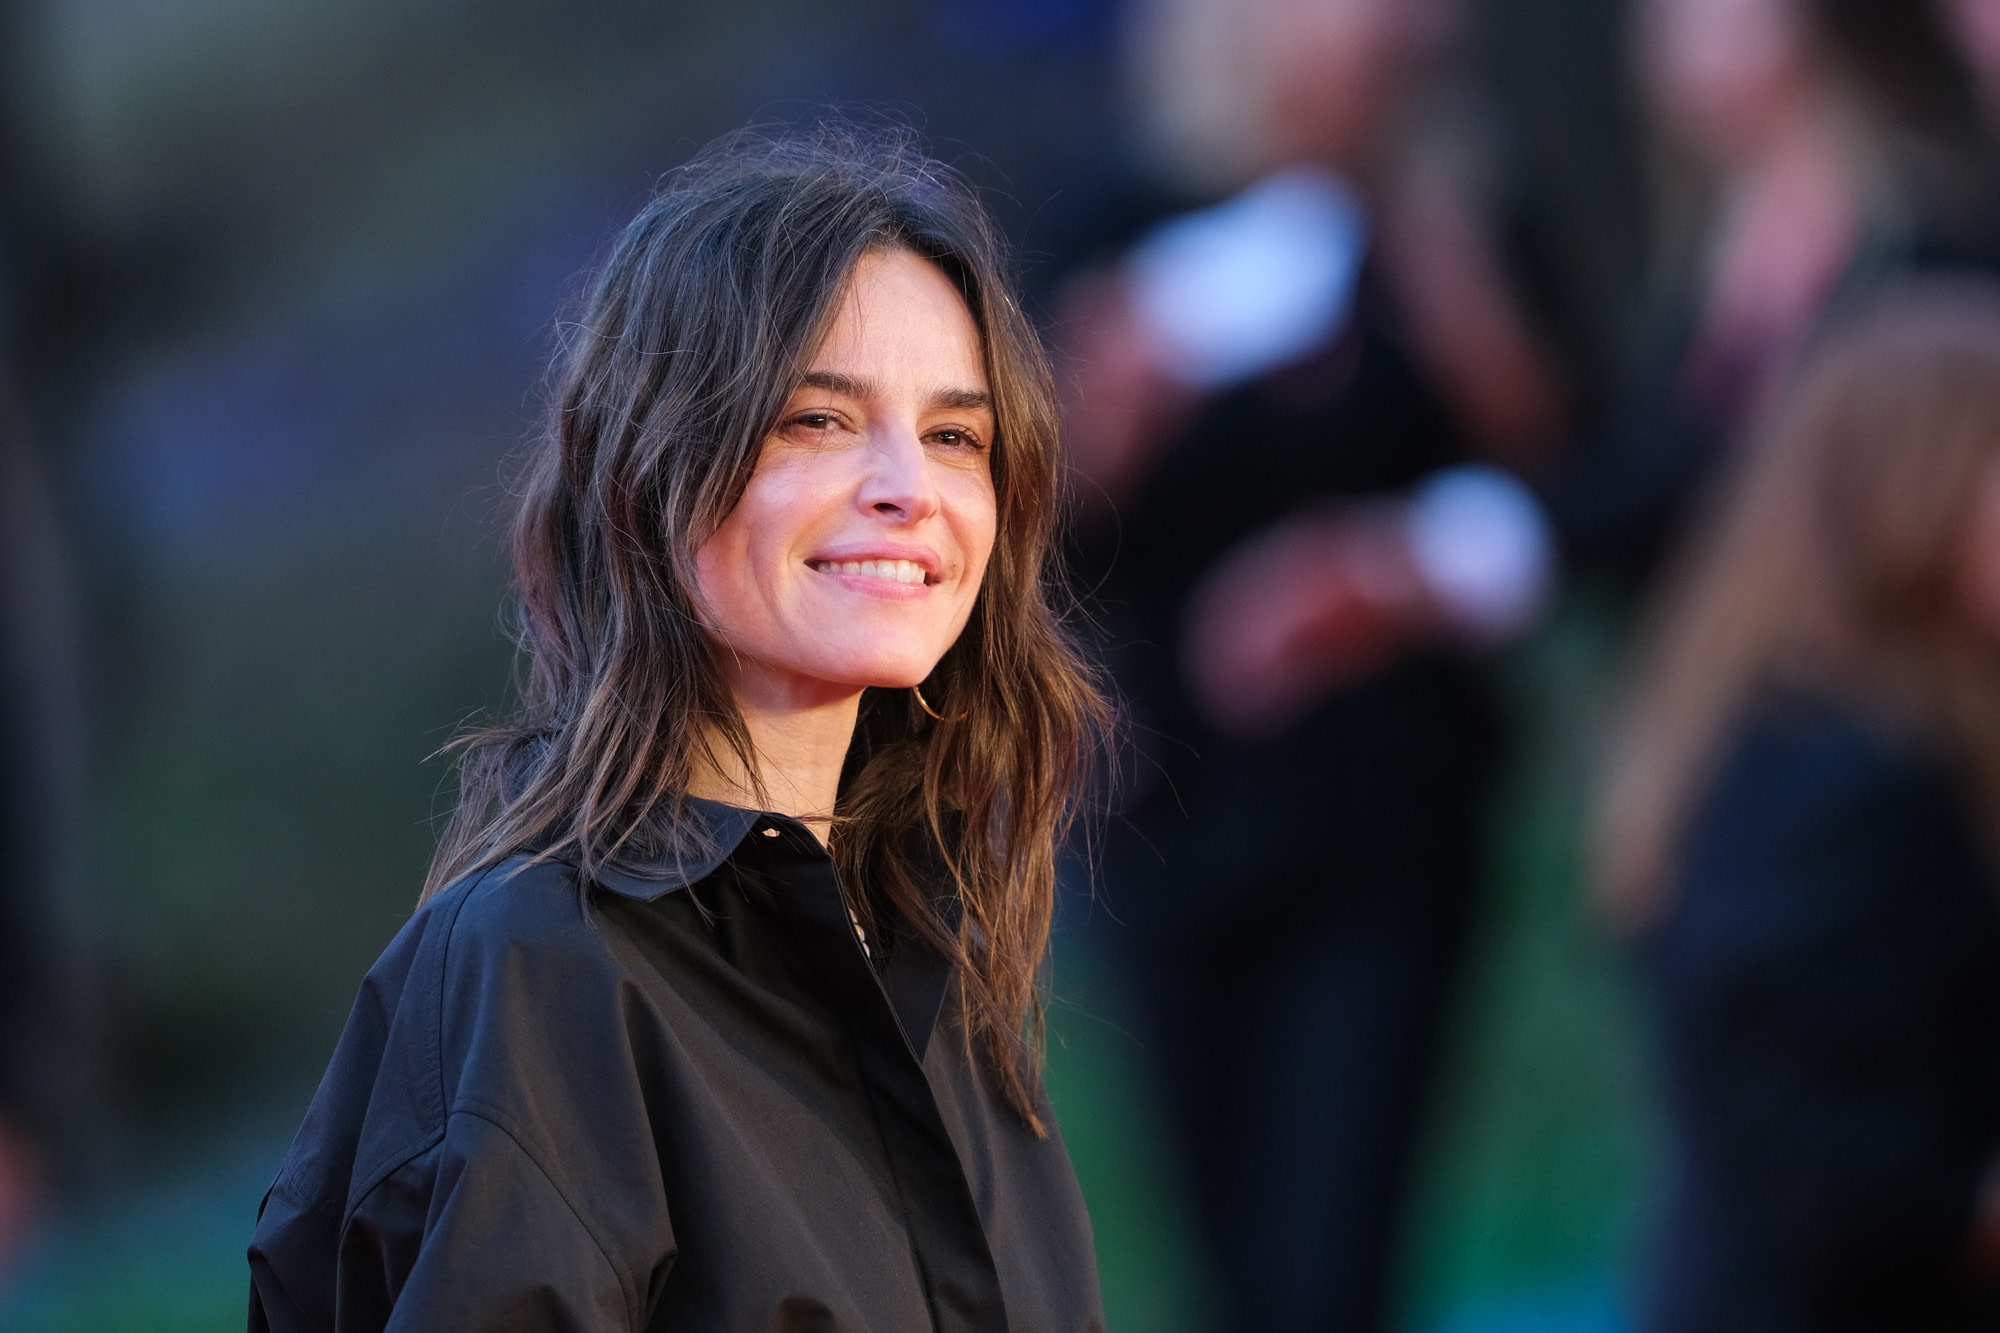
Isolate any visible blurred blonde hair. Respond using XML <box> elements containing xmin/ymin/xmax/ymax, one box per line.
<box><xmin>1596</xmin><ymin>277</ymin><xmax>2000</xmax><ymax>926</ymax></box>
<box><xmin>1120</xmin><ymin>0</ymin><xmax>1271</xmax><ymax>194</ymax></box>
<box><xmin>1119</xmin><ymin>0</ymin><xmax>1458</xmax><ymax>195</ymax></box>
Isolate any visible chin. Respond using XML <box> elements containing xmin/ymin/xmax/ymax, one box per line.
<box><xmin>856</xmin><ymin>659</ymin><xmax>944</xmax><ymax>692</ymax></box>
<box><xmin>798</xmin><ymin>653</ymin><xmax>940</xmax><ymax>694</ymax></box>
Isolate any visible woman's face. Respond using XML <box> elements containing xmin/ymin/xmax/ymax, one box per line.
<box><xmin>695</xmin><ymin>248</ymin><xmax>999</xmax><ymax>708</ymax></box>
<box><xmin>1253</xmin><ymin>0</ymin><xmax>1453</xmax><ymax>170</ymax></box>
<box><xmin>1639</xmin><ymin>0</ymin><xmax>1810</xmax><ymax>163</ymax></box>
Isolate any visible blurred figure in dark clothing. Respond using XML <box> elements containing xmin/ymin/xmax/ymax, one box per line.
<box><xmin>0</xmin><ymin>18</ymin><xmax>100</xmax><ymax>1276</ymax></box>
<box><xmin>1058</xmin><ymin>1</ymin><xmax>1571</xmax><ymax>1326</ymax></box>
<box><xmin>0</xmin><ymin>387</ymin><xmax>69</xmax><ymax>1281</ymax></box>
<box><xmin>1555</xmin><ymin>0</ymin><xmax>2000</xmax><ymax>581</ymax></box>
<box><xmin>1598</xmin><ymin>281</ymin><xmax>2000</xmax><ymax>1333</ymax></box>
<box><xmin>0</xmin><ymin>57</ymin><xmax>73</xmax><ymax>1270</ymax></box>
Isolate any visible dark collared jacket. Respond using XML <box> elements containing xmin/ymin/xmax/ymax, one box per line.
<box><xmin>247</xmin><ymin>800</ymin><xmax>1104</xmax><ymax>1332</ymax></box>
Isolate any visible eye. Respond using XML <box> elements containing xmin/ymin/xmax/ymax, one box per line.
<box><xmin>777</xmin><ymin>408</ymin><xmax>851</xmax><ymax>444</ymax></box>
<box><xmin>928</xmin><ymin>427</ymin><xmax>986</xmax><ymax>450</ymax></box>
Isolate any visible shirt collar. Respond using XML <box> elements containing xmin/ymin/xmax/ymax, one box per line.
<box><xmin>586</xmin><ymin>795</ymin><xmax>961</xmax><ymax>1062</ymax></box>
<box><xmin>587</xmin><ymin>795</ymin><xmax>814</xmax><ymax>901</ymax></box>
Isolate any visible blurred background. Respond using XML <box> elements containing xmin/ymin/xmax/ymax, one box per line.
<box><xmin>6</xmin><ymin>0</ymin><xmax>2000</xmax><ymax>1328</ymax></box>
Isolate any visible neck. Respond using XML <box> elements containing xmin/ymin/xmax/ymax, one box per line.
<box><xmin>685</xmin><ymin>667</ymin><xmax>863</xmax><ymax>845</ymax></box>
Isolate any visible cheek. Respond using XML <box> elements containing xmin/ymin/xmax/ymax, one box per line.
<box><xmin>706</xmin><ymin>466</ymin><xmax>813</xmax><ymax>576</ymax></box>
<box><xmin>693</xmin><ymin>491</ymin><xmax>784</xmax><ymax>632</ymax></box>
<box><xmin>691</xmin><ymin>530</ymin><xmax>747</xmax><ymax>636</ymax></box>
<box><xmin>949</xmin><ymin>477</ymin><xmax>1000</xmax><ymax>585</ymax></box>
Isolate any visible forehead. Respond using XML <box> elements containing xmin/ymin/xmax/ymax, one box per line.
<box><xmin>809</xmin><ymin>250</ymin><xmax>988</xmax><ymax>384</ymax></box>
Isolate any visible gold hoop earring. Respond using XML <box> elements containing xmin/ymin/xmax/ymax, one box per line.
<box><xmin>912</xmin><ymin>684</ymin><xmax>965</xmax><ymax>722</ymax></box>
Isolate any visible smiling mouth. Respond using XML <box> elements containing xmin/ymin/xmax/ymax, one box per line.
<box><xmin>809</xmin><ymin>558</ymin><xmax>935</xmax><ymax>586</ymax></box>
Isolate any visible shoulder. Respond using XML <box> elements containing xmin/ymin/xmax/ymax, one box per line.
<box><xmin>424</xmin><ymin>856</ymin><xmax>662</xmax><ymax>1080</ymax></box>
<box><xmin>307</xmin><ymin>854</ymin><xmax>657</xmax><ymax>1165</ymax></box>
<box><xmin>254</xmin><ymin>855</ymin><xmax>677</xmax><ymax>1307</ymax></box>
<box><xmin>414</xmin><ymin>854</ymin><xmax>670</xmax><ymax>1007</ymax></box>
<box><xmin>432</xmin><ymin>853</ymin><xmax>590</xmax><ymax>952</ymax></box>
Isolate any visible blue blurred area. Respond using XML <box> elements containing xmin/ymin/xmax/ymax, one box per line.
<box><xmin>928</xmin><ymin>0</ymin><xmax>1118</xmax><ymax>53</ymax></box>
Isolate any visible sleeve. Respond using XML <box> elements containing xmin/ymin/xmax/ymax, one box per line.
<box><xmin>417</xmin><ymin>868</ymin><xmax>682</xmax><ymax>1328</ymax></box>
<box><xmin>249</xmin><ymin>1209</ymin><xmax>327</xmax><ymax>1333</ymax></box>
<box><xmin>248</xmin><ymin>864</ymin><xmax>680</xmax><ymax>1332</ymax></box>
<box><xmin>352</xmin><ymin>1111</ymin><xmax>642</xmax><ymax>1332</ymax></box>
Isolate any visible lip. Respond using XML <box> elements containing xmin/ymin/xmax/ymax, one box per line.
<box><xmin>805</xmin><ymin>543</ymin><xmax>944</xmax><ymax>587</ymax></box>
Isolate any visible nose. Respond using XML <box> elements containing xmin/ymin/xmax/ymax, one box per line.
<box><xmin>857</xmin><ymin>423</ymin><xmax>941</xmax><ymax>524</ymax></box>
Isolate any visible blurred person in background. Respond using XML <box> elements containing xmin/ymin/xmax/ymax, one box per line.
<box><xmin>0</xmin><ymin>71</ymin><xmax>88</xmax><ymax>1280</ymax></box>
<box><xmin>250</xmin><ymin>127</ymin><xmax>1115</xmax><ymax>1331</ymax></box>
<box><xmin>1597</xmin><ymin>280</ymin><xmax>2000</xmax><ymax>1333</ymax></box>
<box><xmin>1557</xmin><ymin>0</ymin><xmax>2000</xmax><ymax>579</ymax></box>
<box><xmin>1942</xmin><ymin>0</ymin><xmax>2000</xmax><ymax>134</ymax></box>
<box><xmin>0</xmin><ymin>394</ymin><xmax>55</xmax><ymax>1284</ymax></box>
<box><xmin>1055</xmin><ymin>0</ymin><xmax>1570</xmax><ymax>1326</ymax></box>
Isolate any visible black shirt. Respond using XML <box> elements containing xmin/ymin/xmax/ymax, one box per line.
<box><xmin>247</xmin><ymin>799</ymin><xmax>1104</xmax><ymax>1332</ymax></box>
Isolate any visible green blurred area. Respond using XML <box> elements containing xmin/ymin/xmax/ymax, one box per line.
<box><xmin>1041</xmin><ymin>593</ymin><xmax>1652</xmax><ymax>1332</ymax></box>
<box><xmin>92</xmin><ymin>527</ymin><xmax>517</xmax><ymax>1120</ymax></box>
<box><xmin>1394</xmin><ymin>593</ymin><xmax>1650</xmax><ymax>1331</ymax></box>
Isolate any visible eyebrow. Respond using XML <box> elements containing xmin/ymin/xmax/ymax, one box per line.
<box><xmin>799</xmin><ymin>371</ymin><xmax>992</xmax><ymax>413</ymax></box>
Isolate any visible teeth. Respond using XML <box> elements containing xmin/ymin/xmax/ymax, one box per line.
<box><xmin>813</xmin><ymin>558</ymin><xmax>927</xmax><ymax>585</ymax></box>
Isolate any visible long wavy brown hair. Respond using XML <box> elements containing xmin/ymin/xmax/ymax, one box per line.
<box><xmin>1596</xmin><ymin>278</ymin><xmax>2000</xmax><ymax>927</ymax></box>
<box><xmin>425</xmin><ymin>125</ymin><xmax>1113</xmax><ymax>1130</ymax></box>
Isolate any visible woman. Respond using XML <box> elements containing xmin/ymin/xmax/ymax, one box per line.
<box><xmin>1597</xmin><ymin>280</ymin><xmax>2000</xmax><ymax>1331</ymax></box>
<box><xmin>247</xmin><ymin>126</ymin><xmax>1112</xmax><ymax>1332</ymax></box>
<box><xmin>1052</xmin><ymin>2</ymin><xmax>1557</xmax><ymax>1326</ymax></box>
<box><xmin>1558</xmin><ymin>0</ymin><xmax>2000</xmax><ymax>580</ymax></box>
